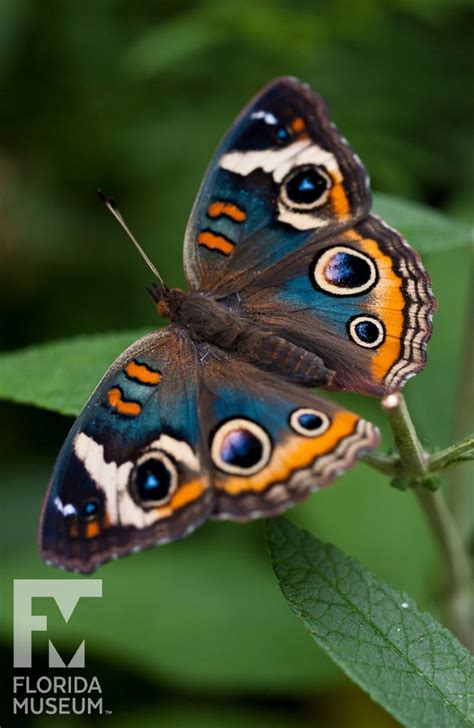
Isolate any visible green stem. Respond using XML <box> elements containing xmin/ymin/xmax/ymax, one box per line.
<box><xmin>382</xmin><ymin>392</ymin><xmax>428</xmax><ymax>477</ymax></box>
<box><xmin>381</xmin><ymin>392</ymin><xmax>473</xmax><ymax>650</ymax></box>
<box><xmin>430</xmin><ymin>435</ymin><xmax>474</xmax><ymax>472</ymax></box>
<box><xmin>415</xmin><ymin>487</ymin><xmax>474</xmax><ymax>651</ymax></box>
<box><xmin>362</xmin><ymin>450</ymin><xmax>398</xmax><ymax>476</ymax></box>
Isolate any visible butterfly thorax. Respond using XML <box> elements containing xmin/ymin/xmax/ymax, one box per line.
<box><xmin>149</xmin><ymin>284</ymin><xmax>187</xmax><ymax>321</ymax></box>
<box><xmin>149</xmin><ymin>283</ymin><xmax>333</xmax><ymax>387</ymax></box>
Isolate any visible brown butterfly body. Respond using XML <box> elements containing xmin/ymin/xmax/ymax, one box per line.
<box><xmin>151</xmin><ymin>284</ymin><xmax>332</xmax><ymax>387</ymax></box>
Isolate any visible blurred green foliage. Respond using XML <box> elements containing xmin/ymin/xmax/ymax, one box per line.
<box><xmin>0</xmin><ymin>1</ymin><xmax>472</xmax><ymax>726</ymax></box>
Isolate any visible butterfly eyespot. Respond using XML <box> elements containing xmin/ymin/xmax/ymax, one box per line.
<box><xmin>132</xmin><ymin>451</ymin><xmax>178</xmax><ymax>507</ymax></box>
<box><xmin>289</xmin><ymin>408</ymin><xmax>331</xmax><ymax>437</ymax></box>
<box><xmin>348</xmin><ymin>315</ymin><xmax>385</xmax><ymax>348</ymax></box>
<box><xmin>80</xmin><ymin>499</ymin><xmax>100</xmax><ymax>521</ymax></box>
<box><xmin>211</xmin><ymin>418</ymin><xmax>272</xmax><ymax>475</ymax></box>
<box><xmin>281</xmin><ymin>165</ymin><xmax>331</xmax><ymax>210</ymax></box>
<box><xmin>311</xmin><ymin>245</ymin><xmax>378</xmax><ymax>296</ymax></box>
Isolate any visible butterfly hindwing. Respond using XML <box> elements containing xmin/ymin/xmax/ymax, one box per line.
<box><xmin>195</xmin><ymin>345</ymin><xmax>379</xmax><ymax>521</ymax></box>
<box><xmin>238</xmin><ymin>214</ymin><xmax>435</xmax><ymax>395</ymax></box>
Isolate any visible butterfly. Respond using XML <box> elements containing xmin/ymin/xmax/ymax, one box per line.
<box><xmin>40</xmin><ymin>77</ymin><xmax>435</xmax><ymax>573</ymax></box>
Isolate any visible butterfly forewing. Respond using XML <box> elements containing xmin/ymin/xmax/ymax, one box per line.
<box><xmin>183</xmin><ymin>77</ymin><xmax>371</xmax><ymax>292</ymax></box>
<box><xmin>40</xmin><ymin>327</ymin><xmax>214</xmax><ymax>573</ymax></box>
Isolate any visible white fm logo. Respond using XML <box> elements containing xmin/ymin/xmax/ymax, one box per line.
<box><xmin>13</xmin><ymin>579</ymin><xmax>102</xmax><ymax>668</ymax></box>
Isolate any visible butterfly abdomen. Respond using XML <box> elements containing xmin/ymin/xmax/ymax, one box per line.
<box><xmin>233</xmin><ymin>328</ymin><xmax>334</xmax><ymax>387</ymax></box>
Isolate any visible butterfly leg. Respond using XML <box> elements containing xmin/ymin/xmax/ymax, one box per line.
<box><xmin>235</xmin><ymin>328</ymin><xmax>334</xmax><ymax>387</ymax></box>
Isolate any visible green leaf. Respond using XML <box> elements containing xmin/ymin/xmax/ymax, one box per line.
<box><xmin>0</xmin><ymin>329</ymin><xmax>149</xmax><ymax>416</ymax></box>
<box><xmin>373</xmin><ymin>193</ymin><xmax>472</xmax><ymax>253</ymax></box>
<box><xmin>267</xmin><ymin>518</ymin><xmax>473</xmax><ymax>728</ymax></box>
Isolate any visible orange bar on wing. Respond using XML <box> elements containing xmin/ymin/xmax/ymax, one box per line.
<box><xmin>291</xmin><ymin>116</ymin><xmax>305</xmax><ymax>133</ymax></box>
<box><xmin>198</xmin><ymin>231</ymin><xmax>235</xmax><ymax>255</ymax></box>
<box><xmin>207</xmin><ymin>201</ymin><xmax>246</xmax><ymax>222</ymax></box>
<box><xmin>125</xmin><ymin>360</ymin><xmax>161</xmax><ymax>385</ymax></box>
<box><xmin>171</xmin><ymin>479</ymin><xmax>205</xmax><ymax>509</ymax></box>
<box><xmin>329</xmin><ymin>177</ymin><xmax>350</xmax><ymax>217</ymax></box>
<box><xmin>85</xmin><ymin>521</ymin><xmax>100</xmax><ymax>539</ymax></box>
<box><xmin>153</xmin><ymin>479</ymin><xmax>205</xmax><ymax>518</ymax></box>
<box><xmin>107</xmin><ymin>387</ymin><xmax>142</xmax><ymax>416</ymax></box>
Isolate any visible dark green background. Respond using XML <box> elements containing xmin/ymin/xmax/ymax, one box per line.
<box><xmin>1</xmin><ymin>1</ymin><xmax>472</xmax><ymax>726</ymax></box>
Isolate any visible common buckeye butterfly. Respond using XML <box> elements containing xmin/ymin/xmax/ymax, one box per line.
<box><xmin>40</xmin><ymin>78</ymin><xmax>434</xmax><ymax>572</ymax></box>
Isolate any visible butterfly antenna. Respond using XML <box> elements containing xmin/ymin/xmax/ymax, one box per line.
<box><xmin>97</xmin><ymin>190</ymin><xmax>167</xmax><ymax>288</ymax></box>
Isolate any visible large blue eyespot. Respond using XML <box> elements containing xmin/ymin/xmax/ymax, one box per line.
<box><xmin>133</xmin><ymin>452</ymin><xmax>177</xmax><ymax>506</ymax></box>
<box><xmin>326</xmin><ymin>252</ymin><xmax>370</xmax><ymax>287</ymax></box>
<box><xmin>348</xmin><ymin>316</ymin><xmax>385</xmax><ymax>348</ymax></box>
<box><xmin>80</xmin><ymin>499</ymin><xmax>100</xmax><ymax>520</ymax></box>
<box><xmin>211</xmin><ymin>418</ymin><xmax>272</xmax><ymax>475</ymax></box>
<box><xmin>283</xmin><ymin>165</ymin><xmax>329</xmax><ymax>207</ymax></box>
<box><xmin>311</xmin><ymin>245</ymin><xmax>377</xmax><ymax>296</ymax></box>
<box><xmin>290</xmin><ymin>408</ymin><xmax>330</xmax><ymax>437</ymax></box>
<box><xmin>221</xmin><ymin>429</ymin><xmax>263</xmax><ymax>469</ymax></box>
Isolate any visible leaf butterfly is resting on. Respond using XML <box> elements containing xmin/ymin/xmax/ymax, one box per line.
<box><xmin>40</xmin><ymin>78</ymin><xmax>435</xmax><ymax>573</ymax></box>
